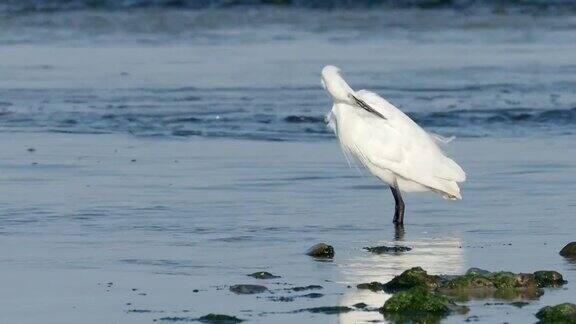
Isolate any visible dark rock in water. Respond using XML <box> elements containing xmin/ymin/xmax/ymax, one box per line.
<box><xmin>156</xmin><ymin>317</ymin><xmax>191</xmax><ymax>322</ymax></box>
<box><xmin>268</xmin><ymin>296</ymin><xmax>294</xmax><ymax>302</ymax></box>
<box><xmin>535</xmin><ymin>303</ymin><xmax>576</xmax><ymax>323</ymax></box>
<box><xmin>364</xmin><ymin>245</ymin><xmax>412</xmax><ymax>254</ymax></box>
<box><xmin>357</xmin><ymin>281</ymin><xmax>386</xmax><ymax>292</ymax></box>
<box><xmin>510</xmin><ymin>301</ymin><xmax>530</xmax><ymax>308</ymax></box>
<box><xmin>559</xmin><ymin>242</ymin><xmax>576</xmax><ymax>258</ymax></box>
<box><xmin>198</xmin><ymin>314</ymin><xmax>244</xmax><ymax>323</ymax></box>
<box><xmin>247</xmin><ymin>271</ymin><xmax>280</xmax><ymax>279</ymax></box>
<box><xmin>533</xmin><ymin>271</ymin><xmax>567</xmax><ymax>287</ymax></box>
<box><xmin>305</xmin><ymin>243</ymin><xmax>334</xmax><ymax>259</ymax></box>
<box><xmin>288</xmin><ymin>285</ymin><xmax>323</xmax><ymax>292</ymax></box>
<box><xmin>156</xmin><ymin>314</ymin><xmax>243</xmax><ymax>322</ymax></box>
<box><xmin>380</xmin><ymin>287</ymin><xmax>469</xmax><ymax>321</ymax></box>
<box><xmin>300</xmin><ymin>292</ymin><xmax>323</xmax><ymax>299</ymax></box>
<box><xmin>229</xmin><ymin>284</ymin><xmax>268</xmax><ymax>295</ymax></box>
<box><xmin>298</xmin><ymin>306</ymin><xmax>354</xmax><ymax>315</ymax></box>
<box><xmin>353</xmin><ymin>302</ymin><xmax>369</xmax><ymax>309</ymax></box>
<box><xmin>382</xmin><ymin>267</ymin><xmax>441</xmax><ymax>293</ymax></box>
<box><xmin>466</xmin><ymin>268</ymin><xmax>492</xmax><ymax>276</ymax></box>
<box><xmin>267</xmin><ymin>292</ymin><xmax>323</xmax><ymax>302</ymax></box>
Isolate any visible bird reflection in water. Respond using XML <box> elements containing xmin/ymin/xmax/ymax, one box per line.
<box><xmin>334</xmin><ymin>226</ymin><xmax>464</xmax><ymax>324</ymax></box>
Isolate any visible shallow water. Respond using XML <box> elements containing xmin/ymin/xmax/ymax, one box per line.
<box><xmin>1</xmin><ymin>4</ymin><xmax>575</xmax><ymax>324</ymax></box>
<box><xmin>1</xmin><ymin>133</ymin><xmax>575</xmax><ymax>323</ymax></box>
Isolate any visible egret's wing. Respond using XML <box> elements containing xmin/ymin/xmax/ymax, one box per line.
<box><xmin>352</xmin><ymin>90</ymin><xmax>466</xmax><ymax>197</ymax></box>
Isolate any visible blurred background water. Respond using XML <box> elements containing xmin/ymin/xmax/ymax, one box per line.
<box><xmin>0</xmin><ymin>1</ymin><xmax>575</xmax><ymax>323</ymax></box>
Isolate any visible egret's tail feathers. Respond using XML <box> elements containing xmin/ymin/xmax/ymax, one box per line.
<box><xmin>435</xmin><ymin>156</ymin><xmax>466</xmax><ymax>183</ymax></box>
<box><xmin>430</xmin><ymin>133</ymin><xmax>455</xmax><ymax>144</ymax></box>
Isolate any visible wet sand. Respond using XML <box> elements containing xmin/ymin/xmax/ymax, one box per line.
<box><xmin>1</xmin><ymin>132</ymin><xmax>574</xmax><ymax>323</ymax></box>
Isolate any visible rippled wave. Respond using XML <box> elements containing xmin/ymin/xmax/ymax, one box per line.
<box><xmin>2</xmin><ymin>0</ymin><xmax>576</xmax><ymax>13</ymax></box>
<box><xmin>1</xmin><ymin>86</ymin><xmax>574</xmax><ymax>141</ymax></box>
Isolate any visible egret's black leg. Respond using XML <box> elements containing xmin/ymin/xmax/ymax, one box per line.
<box><xmin>390</xmin><ymin>186</ymin><xmax>405</xmax><ymax>225</ymax></box>
<box><xmin>394</xmin><ymin>224</ymin><xmax>405</xmax><ymax>241</ymax></box>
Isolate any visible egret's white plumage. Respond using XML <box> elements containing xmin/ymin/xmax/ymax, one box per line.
<box><xmin>322</xmin><ymin>65</ymin><xmax>466</xmax><ymax>214</ymax></box>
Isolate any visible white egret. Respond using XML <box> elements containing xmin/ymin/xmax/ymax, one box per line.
<box><xmin>321</xmin><ymin>65</ymin><xmax>466</xmax><ymax>225</ymax></box>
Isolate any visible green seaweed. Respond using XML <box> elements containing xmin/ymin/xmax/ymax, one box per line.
<box><xmin>533</xmin><ymin>270</ymin><xmax>567</xmax><ymax>287</ymax></box>
<box><xmin>382</xmin><ymin>267</ymin><xmax>441</xmax><ymax>293</ymax></box>
<box><xmin>357</xmin><ymin>281</ymin><xmax>385</xmax><ymax>292</ymax></box>
<box><xmin>381</xmin><ymin>287</ymin><xmax>451</xmax><ymax>315</ymax></box>
<box><xmin>441</xmin><ymin>273</ymin><xmax>494</xmax><ymax>290</ymax></box>
<box><xmin>536</xmin><ymin>303</ymin><xmax>576</xmax><ymax>324</ymax></box>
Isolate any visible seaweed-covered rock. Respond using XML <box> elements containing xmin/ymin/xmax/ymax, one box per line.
<box><xmin>364</xmin><ymin>245</ymin><xmax>412</xmax><ymax>254</ymax></box>
<box><xmin>229</xmin><ymin>284</ymin><xmax>268</xmax><ymax>295</ymax></box>
<box><xmin>534</xmin><ymin>270</ymin><xmax>567</xmax><ymax>287</ymax></box>
<box><xmin>380</xmin><ymin>287</ymin><xmax>469</xmax><ymax>316</ymax></box>
<box><xmin>247</xmin><ymin>271</ymin><xmax>280</xmax><ymax>279</ymax></box>
<box><xmin>357</xmin><ymin>281</ymin><xmax>385</xmax><ymax>292</ymax></box>
<box><xmin>536</xmin><ymin>303</ymin><xmax>576</xmax><ymax>323</ymax></box>
<box><xmin>489</xmin><ymin>271</ymin><xmax>534</xmax><ymax>289</ymax></box>
<box><xmin>559</xmin><ymin>242</ymin><xmax>576</xmax><ymax>258</ymax></box>
<box><xmin>441</xmin><ymin>273</ymin><xmax>495</xmax><ymax>290</ymax></box>
<box><xmin>306</xmin><ymin>243</ymin><xmax>335</xmax><ymax>259</ymax></box>
<box><xmin>383</xmin><ymin>267</ymin><xmax>441</xmax><ymax>293</ymax></box>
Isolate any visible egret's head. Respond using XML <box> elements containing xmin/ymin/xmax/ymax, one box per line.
<box><xmin>321</xmin><ymin>65</ymin><xmax>355</xmax><ymax>104</ymax></box>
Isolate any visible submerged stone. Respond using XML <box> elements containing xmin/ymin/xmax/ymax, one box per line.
<box><xmin>156</xmin><ymin>314</ymin><xmax>244</xmax><ymax>323</ymax></box>
<box><xmin>298</xmin><ymin>306</ymin><xmax>354</xmax><ymax>315</ymax></box>
<box><xmin>535</xmin><ymin>303</ymin><xmax>576</xmax><ymax>323</ymax></box>
<box><xmin>534</xmin><ymin>270</ymin><xmax>567</xmax><ymax>287</ymax></box>
<box><xmin>306</xmin><ymin>243</ymin><xmax>335</xmax><ymax>259</ymax></box>
<box><xmin>353</xmin><ymin>302</ymin><xmax>368</xmax><ymax>309</ymax></box>
<box><xmin>382</xmin><ymin>267</ymin><xmax>441</xmax><ymax>293</ymax></box>
<box><xmin>357</xmin><ymin>281</ymin><xmax>385</xmax><ymax>292</ymax></box>
<box><xmin>247</xmin><ymin>271</ymin><xmax>280</xmax><ymax>279</ymax></box>
<box><xmin>380</xmin><ymin>287</ymin><xmax>468</xmax><ymax>317</ymax></box>
<box><xmin>559</xmin><ymin>242</ymin><xmax>576</xmax><ymax>258</ymax></box>
<box><xmin>229</xmin><ymin>284</ymin><xmax>268</xmax><ymax>295</ymax></box>
<box><xmin>364</xmin><ymin>245</ymin><xmax>412</xmax><ymax>254</ymax></box>
<box><xmin>198</xmin><ymin>314</ymin><xmax>244</xmax><ymax>323</ymax></box>
<box><xmin>510</xmin><ymin>301</ymin><xmax>530</xmax><ymax>308</ymax></box>
<box><xmin>288</xmin><ymin>285</ymin><xmax>323</xmax><ymax>292</ymax></box>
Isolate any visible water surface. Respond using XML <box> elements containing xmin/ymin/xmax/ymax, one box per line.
<box><xmin>0</xmin><ymin>3</ymin><xmax>575</xmax><ymax>323</ymax></box>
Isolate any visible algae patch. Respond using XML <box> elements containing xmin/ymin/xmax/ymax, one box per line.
<box><xmin>536</xmin><ymin>303</ymin><xmax>576</xmax><ymax>323</ymax></box>
<box><xmin>380</xmin><ymin>287</ymin><xmax>468</xmax><ymax>322</ymax></box>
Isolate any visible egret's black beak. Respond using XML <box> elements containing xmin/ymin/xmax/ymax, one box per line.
<box><xmin>351</xmin><ymin>95</ymin><xmax>387</xmax><ymax>120</ymax></box>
